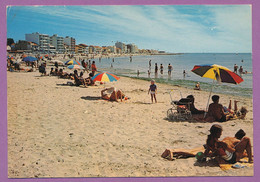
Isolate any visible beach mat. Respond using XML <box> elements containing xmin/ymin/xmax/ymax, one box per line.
<box><xmin>219</xmin><ymin>157</ymin><xmax>253</xmax><ymax>171</ymax></box>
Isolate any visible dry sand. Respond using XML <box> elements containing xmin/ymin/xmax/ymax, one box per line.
<box><xmin>7</xmin><ymin>67</ymin><xmax>253</xmax><ymax>178</ymax></box>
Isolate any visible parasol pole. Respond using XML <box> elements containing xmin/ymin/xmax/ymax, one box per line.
<box><xmin>204</xmin><ymin>70</ymin><xmax>217</xmax><ymax>118</ymax></box>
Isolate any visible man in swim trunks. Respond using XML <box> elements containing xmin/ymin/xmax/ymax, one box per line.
<box><xmin>148</xmin><ymin>80</ymin><xmax>157</xmax><ymax>103</ymax></box>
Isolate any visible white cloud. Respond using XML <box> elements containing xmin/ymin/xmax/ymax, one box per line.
<box><xmin>12</xmin><ymin>5</ymin><xmax>252</xmax><ymax>53</ymax></box>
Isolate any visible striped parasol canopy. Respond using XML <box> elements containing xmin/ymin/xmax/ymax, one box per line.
<box><xmin>67</xmin><ymin>64</ymin><xmax>84</xmax><ymax>70</ymax></box>
<box><xmin>91</xmin><ymin>72</ymin><xmax>120</xmax><ymax>82</ymax></box>
<box><xmin>65</xmin><ymin>60</ymin><xmax>81</xmax><ymax>65</ymax></box>
<box><xmin>191</xmin><ymin>64</ymin><xmax>243</xmax><ymax>84</ymax></box>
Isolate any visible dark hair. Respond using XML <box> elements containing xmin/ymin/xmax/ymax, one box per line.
<box><xmin>80</xmin><ymin>71</ymin><xmax>83</xmax><ymax>77</ymax></box>
<box><xmin>209</xmin><ymin>124</ymin><xmax>223</xmax><ymax>137</ymax></box>
<box><xmin>212</xmin><ymin>95</ymin><xmax>219</xmax><ymax>102</ymax></box>
<box><xmin>89</xmin><ymin>73</ymin><xmax>93</xmax><ymax>77</ymax></box>
<box><xmin>206</xmin><ymin>124</ymin><xmax>223</xmax><ymax>148</ymax></box>
<box><xmin>187</xmin><ymin>95</ymin><xmax>194</xmax><ymax>102</ymax></box>
<box><xmin>235</xmin><ymin>129</ymin><xmax>246</xmax><ymax>140</ymax></box>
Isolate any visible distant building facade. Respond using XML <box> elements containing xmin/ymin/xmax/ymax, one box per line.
<box><xmin>25</xmin><ymin>32</ymin><xmax>50</xmax><ymax>53</ymax></box>
<box><xmin>64</xmin><ymin>36</ymin><xmax>76</xmax><ymax>53</ymax></box>
<box><xmin>115</xmin><ymin>41</ymin><xmax>127</xmax><ymax>53</ymax></box>
<box><xmin>127</xmin><ymin>44</ymin><xmax>138</xmax><ymax>53</ymax></box>
<box><xmin>50</xmin><ymin>34</ymin><xmax>64</xmax><ymax>53</ymax></box>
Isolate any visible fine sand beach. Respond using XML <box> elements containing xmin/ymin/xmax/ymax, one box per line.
<box><xmin>7</xmin><ymin>66</ymin><xmax>253</xmax><ymax>178</ymax></box>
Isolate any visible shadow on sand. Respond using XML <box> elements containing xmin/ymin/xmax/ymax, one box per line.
<box><xmin>81</xmin><ymin>96</ymin><xmax>101</xmax><ymax>101</ymax></box>
<box><xmin>193</xmin><ymin>159</ymin><xmax>219</xmax><ymax>168</ymax></box>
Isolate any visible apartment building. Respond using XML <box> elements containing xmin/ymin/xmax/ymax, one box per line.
<box><xmin>115</xmin><ymin>41</ymin><xmax>127</xmax><ymax>53</ymax></box>
<box><xmin>127</xmin><ymin>44</ymin><xmax>138</xmax><ymax>53</ymax></box>
<box><xmin>77</xmin><ymin>44</ymin><xmax>89</xmax><ymax>54</ymax></box>
<box><xmin>25</xmin><ymin>32</ymin><xmax>50</xmax><ymax>53</ymax></box>
<box><xmin>64</xmin><ymin>36</ymin><xmax>76</xmax><ymax>53</ymax></box>
<box><xmin>50</xmin><ymin>34</ymin><xmax>64</xmax><ymax>53</ymax></box>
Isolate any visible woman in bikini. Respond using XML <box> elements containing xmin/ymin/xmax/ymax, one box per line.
<box><xmin>204</xmin><ymin>124</ymin><xmax>253</xmax><ymax>164</ymax></box>
<box><xmin>101</xmin><ymin>87</ymin><xmax>124</xmax><ymax>102</ymax></box>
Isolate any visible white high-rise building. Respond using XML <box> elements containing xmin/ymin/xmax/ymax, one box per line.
<box><xmin>127</xmin><ymin>44</ymin><xmax>139</xmax><ymax>53</ymax></box>
<box><xmin>25</xmin><ymin>32</ymin><xmax>50</xmax><ymax>53</ymax></box>
<box><xmin>115</xmin><ymin>41</ymin><xmax>126</xmax><ymax>53</ymax></box>
<box><xmin>50</xmin><ymin>34</ymin><xmax>64</xmax><ymax>53</ymax></box>
<box><xmin>64</xmin><ymin>36</ymin><xmax>76</xmax><ymax>53</ymax></box>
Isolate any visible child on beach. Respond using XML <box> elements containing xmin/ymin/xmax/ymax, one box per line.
<box><xmin>148</xmin><ymin>80</ymin><xmax>157</xmax><ymax>103</ymax></box>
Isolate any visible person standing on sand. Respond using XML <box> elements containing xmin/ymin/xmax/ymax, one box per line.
<box><xmin>148</xmin><ymin>80</ymin><xmax>157</xmax><ymax>103</ymax></box>
<box><xmin>160</xmin><ymin>64</ymin><xmax>163</xmax><ymax>74</ymax></box>
<box><xmin>88</xmin><ymin>60</ymin><xmax>91</xmax><ymax>70</ymax></box>
<box><xmin>91</xmin><ymin>61</ymin><xmax>97</xmax><ymax>75</ymax></box>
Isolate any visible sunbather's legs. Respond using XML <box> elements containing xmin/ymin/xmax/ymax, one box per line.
<box><xmin>235</xmin><ymin>136</ymin><xmax>253</xmax><ymax>163</ymax></box>
<box><xmin>228</xmin><ymin>100</ymin><xmax>239</xmax><ymax>112</ymax></box>
<box><xmin>228</xmin><ymin>100</ymin><xmax>232</xmax><ymax>110</ymax></box>
<box><xmin>234</xmin><ymin>100</ymin><xmax>239</xmax><ymax>112</ymax></box>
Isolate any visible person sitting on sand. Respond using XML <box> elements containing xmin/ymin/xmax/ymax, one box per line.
<box><xmin>204</xmin><ymin>124</ymin><xmax>253</xmax><ymax>164</ymax></box>
<box><xmin>101</xmin><ymin>87</ymin><xmax>124</xmax><ymax>102</ymax></box>
<box><xmin>73</xmin><ymin>70</ymin><xmax>85</xmax><ymax>86</ymax></box>
<box><xmin>194</xmin><ymin>82</ymin><xmax>201</xmax><ymax>90</ymax></box>
<box><xmin>58</xmin><ymin>68</ymin><xmax>69</xmax><ymax>78</ymax></box>
<box><xmin>39</xmin><ymin>63</ymin><xmax>47</xmax><ymax>76</ymax></box>
<box><xmin>186</xmin><ymin>95</ymin><xmax>205</xmax><ymax>115</ymax></box>
<box><xmin>85</xmin><ymin>73</ymin><xmax>96</xmax><ymax>86</ymax></box>
<box><xmin>50</xmin><ymin>68</ymin><xmax>55</xmax><ymax>76</ymax></box>
<box><xmin>205</xmin><ymin>95</ymin><xmax>234</xmax><ymax>122</ymax></box>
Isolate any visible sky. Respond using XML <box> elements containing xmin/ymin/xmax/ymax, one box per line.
<box><xmin>6</xmin><ymin>5</ymin><xmax>252</xmax><ymax>53</ymax></box>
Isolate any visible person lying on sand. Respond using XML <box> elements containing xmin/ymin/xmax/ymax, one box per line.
<box><xmin>186</xmin><ymin>95</ymin><xmax>205</xmax><ymax>115</ymax></box>
<box><xmin>101</xmin><ymin>87</ymin><xmax>125</xmax><ymax>102</ymax></box>
<box><xmin>161</xmin><ymin>126</ymin><xmax>253</xmax><ymax>164</ymax></box>
<box><xmin>204</xmin><ymin>124</ymin><xmax>253</xmax><ymax>164</ymax></box>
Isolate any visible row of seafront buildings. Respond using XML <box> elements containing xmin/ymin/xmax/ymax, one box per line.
<box><xmin>7</xmin><ymin>32</ymin><xmax>159</xmax><ymax>55</ymax></box>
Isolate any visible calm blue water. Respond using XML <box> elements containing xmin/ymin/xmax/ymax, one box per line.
<box><xmin>93</xmin><ymin>53</ymin><xmax>252</xmax><ymax>98</ymax></box>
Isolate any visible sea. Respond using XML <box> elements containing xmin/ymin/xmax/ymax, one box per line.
<box><xmin>92</xmin><ymin>53</ymin><xmax>252</xmax><ymax>98</ymax></box>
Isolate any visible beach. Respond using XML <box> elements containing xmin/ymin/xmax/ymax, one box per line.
<box><xmin>7</xmin><ymin>66</ymin><xmax>253</xmax><ymax>178</ymax></box>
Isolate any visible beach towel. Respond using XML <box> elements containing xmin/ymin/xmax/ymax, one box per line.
<box><xmin>219</xmin><ymin>157</ymin><xmax>253</xmax><ymax>171</ymax></box>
